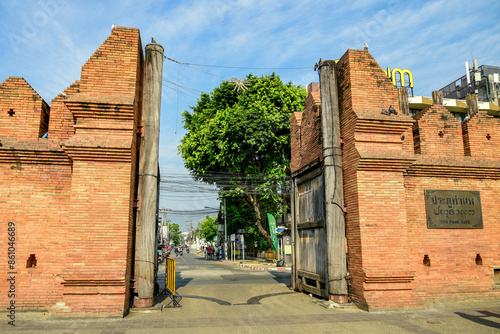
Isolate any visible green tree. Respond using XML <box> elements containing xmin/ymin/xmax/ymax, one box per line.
<box><xmin>179</xmin><ymin>74</ymin><xmax>306</xmax><ymax>247</ymax></box>
<box><xmin>169</xmin><ymin>223</ymin><xmax>181</xmax><ymax>245</ymax></box>
<box><xmin>199</xmin><ymin>215</ymin><xmax>217</xmax><ymax>242</ymax></box>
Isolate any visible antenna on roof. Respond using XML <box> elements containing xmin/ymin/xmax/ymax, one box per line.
<box><xmin>465</xmin><ymin>61</ymin><xmax>471</xmax><ymax>85</ymax></box>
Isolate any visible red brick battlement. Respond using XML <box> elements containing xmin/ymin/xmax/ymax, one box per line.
<box><xmin>0</xmin><ymin>27</ymin><xmax>144</xmax><ymax>316</ymax></box>
<box><xmin>291</xmin><ymin>49</ymin><xmax>500</xmax><ymax>310</ymax></box>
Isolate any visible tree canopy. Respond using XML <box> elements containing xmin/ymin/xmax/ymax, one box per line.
<box><xmin>169</xmin><ymin>223</ymin><xmax>181</xmax><ymax>245</ymax></box>
<box><xmin>179</xmin><ymin>74</ymin><xmax>306</xmax><ymax>246</ymax></box>
<box><xmin>199</xmin><ymin>215</ymin><xmax>217</xmax><ymax>242</ymax></box>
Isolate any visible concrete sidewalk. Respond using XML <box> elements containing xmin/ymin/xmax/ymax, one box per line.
<box><xmin>3</xmin><ymin>295</ymin><xmax>500</xmax><ymax>333</ymax></box>
<box><xmin>2</xmin><ymin>253</ymin><xmax>500</xmax><ymax>333</ymax></box>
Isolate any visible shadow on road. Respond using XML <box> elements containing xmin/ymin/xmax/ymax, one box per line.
<box><xmin>455</xmin><ymin>310</ymin><xmax>500</xmax><ymax>329</ymax></box>
<box><xmin>181</xmin><ymin>291</ymin><xmax>295</xmax><ymax>306</ymax></box>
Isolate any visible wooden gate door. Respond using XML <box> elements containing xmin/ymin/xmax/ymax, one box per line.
<box><xmin>292</xmin><ymin>167</ymin><xmax>328</xmax><ymax>298</ymax></box>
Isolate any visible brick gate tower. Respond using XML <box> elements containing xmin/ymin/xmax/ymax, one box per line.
<box><xmin>0</xmin><ymin>27</ymin><xmax>145</xmax><ymax>316</ymax></box>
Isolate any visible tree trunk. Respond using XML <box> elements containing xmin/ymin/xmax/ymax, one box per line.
<box><xmin>243</xmin><ymin>193</ymin><xmax>273</xmax><ymax>248</ymax></box>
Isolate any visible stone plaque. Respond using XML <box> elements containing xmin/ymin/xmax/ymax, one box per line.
<box><xmin>425</xmin><ymin>190</ymin><xmax>483</xmax><ymax>229</ymax></box>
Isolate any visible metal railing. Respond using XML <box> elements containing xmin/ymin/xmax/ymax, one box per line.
<box><xmin>161</xmin><ymin>257</ymin><xmax>182</xmax><ymax>307</ymax></box>
<box><xmin>166</xmin><ymin>258</ymin><xmax>176</xmax><ymax>294</ymax></box>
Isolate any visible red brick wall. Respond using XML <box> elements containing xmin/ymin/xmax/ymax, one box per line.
<box><xmin>290</xmin><ymin>83</ymin><xmax>323</xmax><ymax>174</ymax></box>
<box><xmin>0</xmin><ymin>27</ymin><xmax>143</xmax><ymax>316</ymax></box>
<box><xmin>336</xmin><ymin>50</ymin><xmax>417</xmax><ymax>309</ymax></box>
<box><xmin>339</xmin><ymin>50</ymin><xmax>500</xmax><ymax>309</ymax></box>
<box><xmin>291</xmin><ymin>49</ymin><xmax>500</xmax><ymax>310</ymax></box>
<box><xmin>412</xmin><ymin>104</ymin><xmax>465</xmax><ymax>157</ymax></box>
<box><xmin>463</xmin><ymin>111</ymin><xmax>500</xmax><ymax>158</ymax></box>
<box><xmin>0</xmin><ymin>77</ymin><xmax>49</xmax><ymax>140</ymax></box>
<box><xmin>0</xmin><ymin>161</ymin><xmax>71</xmax><ymax>311</ymax></box>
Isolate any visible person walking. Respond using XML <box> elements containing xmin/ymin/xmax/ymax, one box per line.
<box><xmin>214</xmin><ymin>245</ymin><xmax>219</xmax><ymax>260</ymax></box>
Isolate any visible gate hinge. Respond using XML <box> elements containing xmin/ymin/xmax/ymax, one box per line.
<box><xmin>137</xmin><ymin>122</ymin><xmax>145</xmax><ymax>137</ymax></box>
<box><xmin>134</xmin><ymin>194</ymin><xmax>142</xmax><ymax>211</ymax></box>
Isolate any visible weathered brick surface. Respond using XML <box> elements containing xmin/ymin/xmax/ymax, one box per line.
<box><xmin>0</xmin><ymin>27</ymin><xmax>143</xmax><ymax>316</ymax></box>
<box><xmin>290</xmin><ymin>83</ymin><xmax>323</xmax><ymax>174</ymax></box>
<box><xmin>462</xmin><ymin>111</ymin><xmax>500</xmax><ymax>158</ymax></box>
<box><xmin>0</xmin><ymin>77</ymin><xmax>50</xmax><ymax>140</ymax></box>
<box><xmin>291</xmin><ymin>49</ymin><xmax>500</xmax><ymax>310</ymax></box>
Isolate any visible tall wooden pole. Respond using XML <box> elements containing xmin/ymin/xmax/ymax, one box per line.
<box><xmin>134</xmin><ymin>41</ymin><xmax>164</xmax><ymax>308</ymax></box>
<box><xmin>318</xmin><ymin>60</ymin><xmax>348</xmax><ymax>302</ymax></box>
<box><xmin>290</xmin><ymin>178</ymin><xmax>296</xmax><ymax>290</ymax></box>
<box><xmin>224</xmin><ymin>197</ymin><xmax>227</xmax><ymax>261</ymax></box>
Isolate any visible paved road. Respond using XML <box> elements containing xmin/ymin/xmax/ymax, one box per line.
<box><xmin>171</xmin><ymin>251</ymin><xmax>290</xmax><ymax>287</ymax></box>
<box><xmin>3</xmin><ymin>251</ymin><xmax>500</xmax><ymax>333</ymax></box>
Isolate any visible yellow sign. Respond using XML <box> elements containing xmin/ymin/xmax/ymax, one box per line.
<box><xmin>285</xmin><ymin>245</ymin><xmax>292</xmax><ymax>255</ymax></box>
<box><xmin>331</xmin><ymin>59</ymin><xmax>414</xmax><ymax>88</ymax></box>
<box><xmin>382</xmin><ymin>67</ymin><xmax>414</xmax><ymax>88</ymax></box>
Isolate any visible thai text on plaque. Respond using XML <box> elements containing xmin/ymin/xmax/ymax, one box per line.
<box><xmin>425</xmin><ymin>190</ymin><xmax>483</xmax><ymax>229</ymax></box>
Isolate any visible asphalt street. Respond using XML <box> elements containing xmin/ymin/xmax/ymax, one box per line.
<box><xmin>2</xmin><ymin>251</ymin><xmax>500</xmax><ymax>333</ymax></box>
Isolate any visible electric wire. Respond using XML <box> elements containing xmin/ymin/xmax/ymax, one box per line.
<box><xmin>164</xmin><ymin>56</ymin><xmax>314</xmax><ymax>83</ymax></box>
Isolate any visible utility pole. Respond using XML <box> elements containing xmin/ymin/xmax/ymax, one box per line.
<box><xmin>318</xmin><ymin>59</ymin><xmax>348</xmax><ymax>303</ymax></box>
<box><xmin>133</xmin><ymin>40</ymin><xmax>164</xmax><ymax>308</ymax></box>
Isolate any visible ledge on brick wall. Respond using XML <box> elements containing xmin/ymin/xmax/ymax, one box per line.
<box><xmin>407</xmin><ymin>155</ymin><xmax>500</xmax><ymax>179</ymax></box>
<box><xmin>62</xmin><ymin>279</ymin><xmax>126</xmax><ymax>287</ymax></box>
<box><xmin>0</xmin><ymin>136</ymin><xmax>71</xmax><ymax>165</ymax></box>
<box><xmin>355</xmin><ymin>114</ymin><xmax>414</xmax><ymax>135</ymax></box>
<box><xmin>62</xmin><ymin>138</ymin><xmax>132</xmax><ymax>162</ymax></box>
<box><xmin>356</xmin><ymin>147</ymin><xmax>415</xmax><ymax>172</ymax></box>
<box><xmin>65</xmin><ymin>98</ymin><xmax>135</xmax><ymax>120</ymax></box>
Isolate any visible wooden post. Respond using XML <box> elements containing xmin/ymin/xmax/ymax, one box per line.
<box><xmin>134</xmin><ymin>41</ymin><xmax>164</xmax><ymax>308</ymax></box>
<box><xmin>432</xmin><ymin>90</ymin><xmax>443</xmax><ymax>105</ymax></box>
<box><xmin>398</xmin><ymin>87</ymin><xmax>410</xmax><ymax>115</ymax></box>
<box><xmin>466</xmin><ymin>93</ymin><xmax>479</xmax><ymax>116</ymax></box>
<box><xmin>318</xmin><ymin>60</ymin><xmax>348</xmax><ymax>302</ymax></box>
<box><xmin>290</xmin><ymin>178</ymin><xmax>296</xmax><ymax>290</ymax></box>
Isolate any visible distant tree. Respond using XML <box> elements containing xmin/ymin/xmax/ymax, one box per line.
<box><xmin>169</xmin><ymin>223</ymin><xmax>181</xmax><ymax>245</ymax></box>
<box><xmin>199</xmin><ymin>215</ymin><xmax>217</xmax><ymax>242</ymax></box>
<box><xmin>179</xmin><ymin>74</ymin><xmax>306</xmax><ymax>247</ymax></box>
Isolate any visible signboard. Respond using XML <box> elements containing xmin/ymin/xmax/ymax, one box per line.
<box><xmin>230</xmin><ymin>234</ymin><xmax>235</xmax><ymax>242</ymax></box>
<box><xmin>425</xmin><ymin>190</ymin><xmax>482</xmax><ymax>229</ymax></box>
<box><xmin>267</xmin><ymin>213</ymin><xmax>279</xmax><ymax>250</ymax></box>
<box><xmin>237</xmin><ymin>229</ymin><xmax>246</xmax><ymax>234</ymax></box>
<box><xmin>284</xmin><ymin>245</ymin><xmax>292</xmax><ymax>255</ymax></box>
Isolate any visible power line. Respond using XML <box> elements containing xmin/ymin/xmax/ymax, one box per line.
<box><xmin>164</xmin><ymin>56</ymin><xmax>311</xmax><ymax>70</ymax></box>
<box><xmin>164</xmin><ymin>56</ymin><xmax>314</xmax><ymax>82</ymax></box>
<box><xmin>162</xmin><ymin>82</ymin><xmax>199</xmax><ymax>99</ymax></box>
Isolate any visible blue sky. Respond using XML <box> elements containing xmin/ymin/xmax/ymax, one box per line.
<box><xmin>1</xmin><ymin>0</ymin><xmax>499</xmax><ymax>231</ymax></box>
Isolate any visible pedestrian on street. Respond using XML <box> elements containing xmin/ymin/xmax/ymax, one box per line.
<box><xmin>207</xmin><ymin>245</ymin><xmax>212</xmax><ymax>260</ymax></box>
<box><xmin>214</xmin><ymin>245</ymin><xmax>219</xmax><ymax>260</ymax></box>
